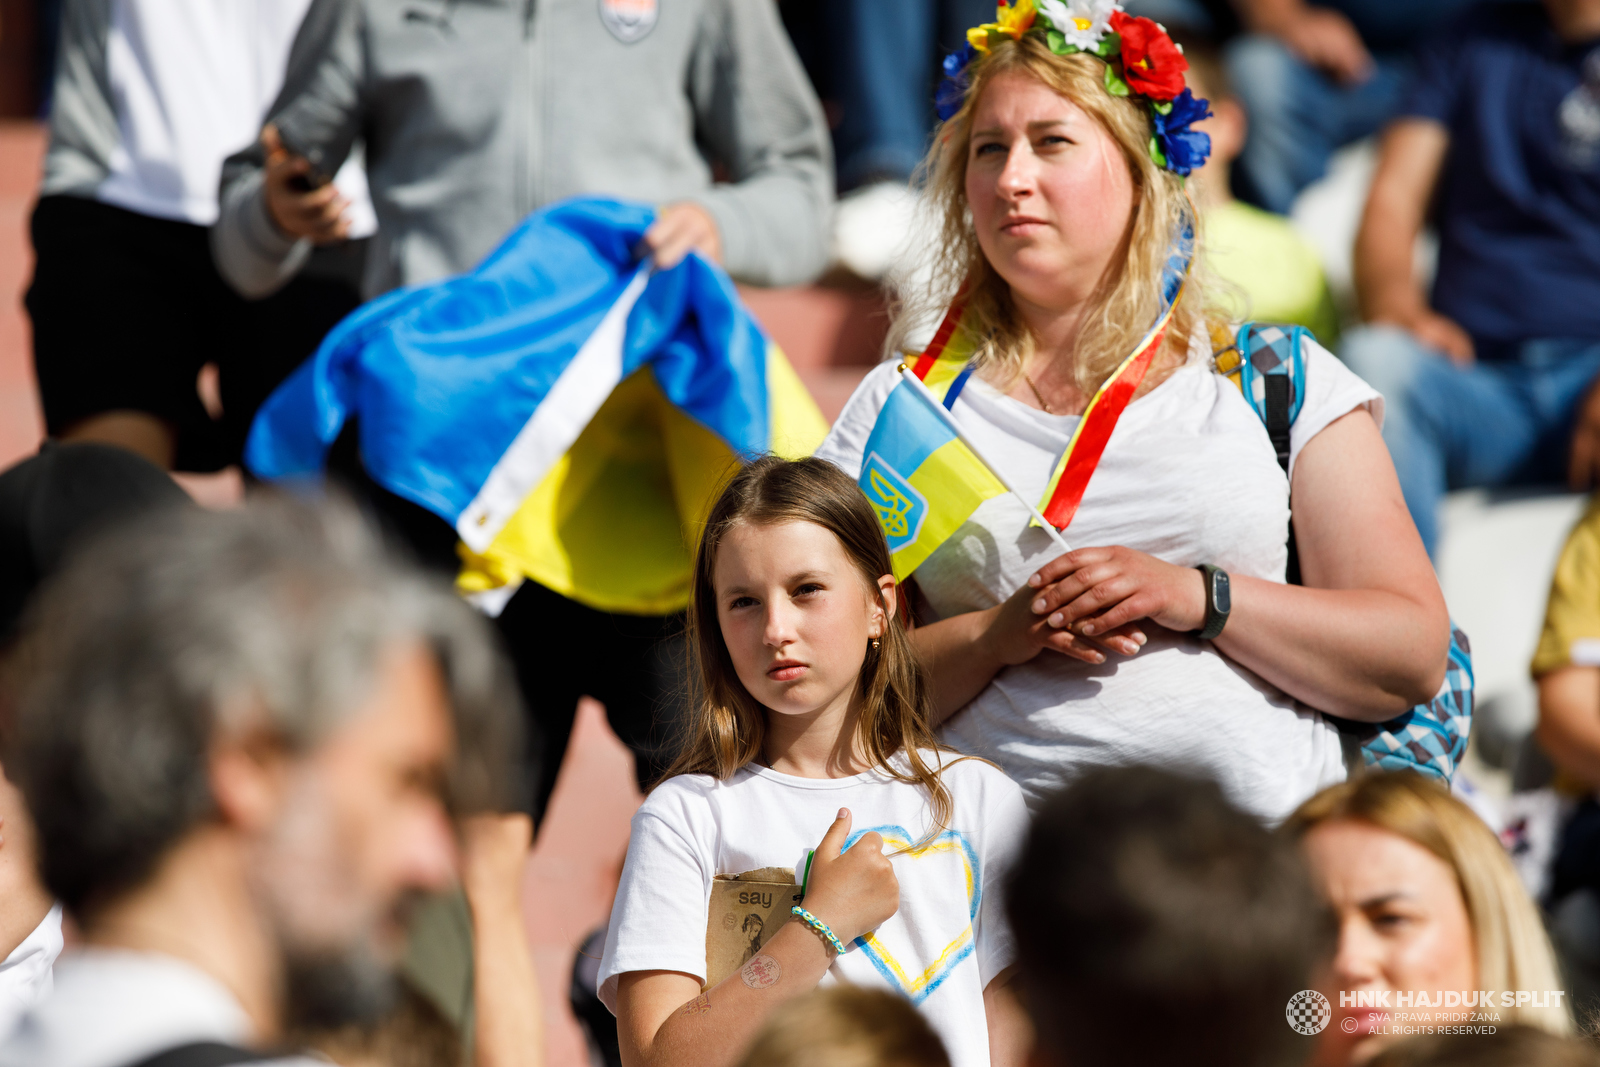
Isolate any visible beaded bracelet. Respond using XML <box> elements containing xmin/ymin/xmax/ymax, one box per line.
<box><xmin>790</xmin><ymin>906</ymin><xmax>848</xmax><ymax>956</ymax></box>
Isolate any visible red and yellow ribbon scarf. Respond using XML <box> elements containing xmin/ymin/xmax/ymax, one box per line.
<box><xmin>908</xmin><ymin>236</ymin><xmax>1192</xmax><ymax>532</ymax></box>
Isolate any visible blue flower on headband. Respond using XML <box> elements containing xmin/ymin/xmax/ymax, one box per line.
<box><xmin>936</xmin><ymin>43</ymin><xmax>978</xmax><ymax>121</ymax></box>
<box><xmin>1151</xmin><ymin>87</ymin><xmax>1213</xmax><ymax>176</ymax></box>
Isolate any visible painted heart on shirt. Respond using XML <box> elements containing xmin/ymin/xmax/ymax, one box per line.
<box><xmin>843</xmin><ymin>825</ymin><xmax>980</xmax><ymax>1004</ymax></box>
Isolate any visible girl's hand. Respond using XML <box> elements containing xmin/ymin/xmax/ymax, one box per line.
<box><xmin>800</xmin><ymin>808</ymin><xmax>898</xmax><ymax>945</ymax></box>
<box><xmin>982</xmin><ymin>574</ymin><xmax>1148</xmax><ymax>667</ymax></box>
<box><xmin>1027</xmin><ymin>546</ymin><xmax>1207</xmax><ymax>639</ymax></box>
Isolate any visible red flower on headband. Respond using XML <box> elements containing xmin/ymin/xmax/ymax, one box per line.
<box><xmin>1109</xmin><ymin>11</ymin><xmax>1188</xmax><ymax>101</ymax></box>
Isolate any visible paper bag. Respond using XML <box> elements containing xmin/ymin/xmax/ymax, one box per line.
<box><xmin>703</xmin><ymin>867</ymin><xmax>805</xmax><ymax>990</ymax></box>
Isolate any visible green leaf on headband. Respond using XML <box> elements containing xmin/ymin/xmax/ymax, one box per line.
<box><xmin>1148</xmin><ymin>135</ymin><xmax>1167</xmax><ymax>168</ymax></box>
<box><xmin>1045</xmin><ymin>28</ymin><xmax>1079</xmax><ymax>55</ymax></box>
<box><xmin>1095</xmin><ymin>32</ymin><xmax>1121</xmax><ymax>58</ymax></box>
<box><xmin>1152</xmin><ymin>99</ymin><xmax>1173</xmax><ymax>115</ymax></box>
<box><xmin>1104</xmin><ymin>63</ymin><xmax>1131</xmax><ymax>97</ymax></box>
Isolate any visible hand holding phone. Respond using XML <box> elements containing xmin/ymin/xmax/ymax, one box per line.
<box><xmin>260</xmin><ymin>123</ymin><xmax>351</xmax><ymax>244</ymax></box>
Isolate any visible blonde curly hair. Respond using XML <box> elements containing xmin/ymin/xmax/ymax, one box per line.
<box><xmin>891</xmin><ymin>33</ymin><xmax>1229</xmax><ymax>396</ymax></box>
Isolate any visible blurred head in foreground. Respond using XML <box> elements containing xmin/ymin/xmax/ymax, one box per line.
<box><xmin>0</xmin><ymin>441</ymin><xmax>189</xmax><ymax>641</ymax></box>
<box><xmin>1286</xmin><ymin>772</ymin><xmax>1571</xmax><ymax>1066</ymax></box>
<box><xmin>734</xmin><ymin>986</ymin><xmax>951</xmax><ymax>1067</ymax></box>
<box><xmin>5</xmin><ymin>494</ymin><xmax>520</xmax><ymax>1037</ymax></box>
<box><xmin>1007</xmin><ymin>765</ymin><xmax>1334</xmax><ymax>1067</ymax></box>
<box><xmin>1365</xmin><ymin>1025</ymin><xmax>1599</xmax><ymax>1067</ymax></box>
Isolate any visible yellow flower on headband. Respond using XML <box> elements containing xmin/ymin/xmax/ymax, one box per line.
<box><xmin>967</xmin><ymin>0</ymin><xmax>1038</xmax><ymax>52</ymax></box>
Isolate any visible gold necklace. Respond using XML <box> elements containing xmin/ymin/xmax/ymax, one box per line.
<box><xmin>1023</xmin><ymin>371</ymin><xmax>1054</xmax><ymax>414</ymax></box>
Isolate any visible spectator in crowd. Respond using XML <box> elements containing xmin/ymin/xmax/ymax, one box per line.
<box><xmin>1530</xmin><ymin>495</ymin><xmax>1600</xmax><ymax>999</ymax></box>
<box><xmin>1007</xmin><ymin>766</ymin><xmax>1334</xmax><ymax>1067</ymax></box>
<box><xmin>1367</xmin><ymin>1027</ymin><xmax>1600</xmax><ymax>1067</ymax></box>
<box><xmin>734</xmin><ymin>987</ymin><xmax>953</xmax><ymax>1067</ymax></box>
<box><xmin>818</xmin><ymin>11</ymin><xmax>1448</xmax><ymax>824</ymax></box>
<box><xmin>1285</xmin><ymin>772</ymin><xmax>1571</xmax><ymax>1067</ymax></box>
<box><xmin>0</xmin><ymin>443</ymin><xmax>192</xmax><ymax>1039</ymax></box>
<box><xmin>27</xmin><ymin>0</ymin><xmax>375</xmax><ymax>472</ymax></box>
<box><xmin>1226</xmin><ymin>0</ymin><xmax>1482</xmax><ymax>213</ymax></box>
<box><xmin>0</xmin><ymin>496</ymin><xmax>522</xmax><ymax>1067</ymax></box>
<box><xmin>214</xmin><ymin>0</ymin><xmax>832</xmax><ymax>302</ymax></box>
<box><xmin>826</xmin><ymin>0</ymin><xmax>992</xmax><ymax>280</ymax></box>
<box><xmin>1340</xmin><ymin>0</ymin><xmax>1600</xmax><ymax>556</ymax></box>
<box><xmin>1183</xmin><ymin>35</ymin><xmax>1338</xmax><ymax>343</ymax></box>
<box><xmin>216</xmin><ymin>0</ymin><xmax>833</xmax><ymax>844</ymax></box>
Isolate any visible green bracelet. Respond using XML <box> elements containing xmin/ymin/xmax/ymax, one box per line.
<box><xmin>790</xmin><ymin>906</ymin><xmax>848</xmax><ymax>956</ymax></box>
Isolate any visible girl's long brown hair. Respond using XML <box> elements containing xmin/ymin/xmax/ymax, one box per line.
<box><xmin>662</xmin><ymin>455</ymin><xmax>959</xmax><ymax>839</ymax></box>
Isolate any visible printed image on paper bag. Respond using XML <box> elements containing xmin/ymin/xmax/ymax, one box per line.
<box><xmin>704</xmin><ymin>868</ymin><xmax>805</xmax><ymax>990</ymax></box>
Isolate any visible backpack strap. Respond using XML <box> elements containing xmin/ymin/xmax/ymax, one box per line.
<box><xmin>1214</xmin><ymin>322</ymin><xmax>1313</xmax><ymax>585</ymax></box>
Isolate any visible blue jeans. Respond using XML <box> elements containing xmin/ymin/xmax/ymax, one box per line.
<box><xmin>1340</xmin><ymin>326</ymin><xmax>1600</xmax><ymax>555</ymax></box>
<box><xmin>1226</xmin><ymin>36</ymin><xmax>1411</xmax><ymax>214</ymax></box>
<box><xmin>828</xmin><ymin>0</ymin><xmax>995</xmax><ymax>190</ymax></box>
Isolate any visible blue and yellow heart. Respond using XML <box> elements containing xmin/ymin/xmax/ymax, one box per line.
<box><xmin>842</xmin><ymin>825</ymin><xmax>982</xmax><ymax>1004</ymax></box>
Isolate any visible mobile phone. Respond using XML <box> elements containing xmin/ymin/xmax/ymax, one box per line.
<box><xmin>274</xmin><ymin>127</ymin><xmax>332</xmax><ymax>192</ymax></box>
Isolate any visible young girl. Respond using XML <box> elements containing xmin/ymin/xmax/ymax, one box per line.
<box><xmin>597</xmin><ymin>456</ymin><xmax>1029</xmax><ymax>1067</ymax></box>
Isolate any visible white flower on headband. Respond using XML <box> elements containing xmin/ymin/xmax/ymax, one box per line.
<box><xmin>1038</xmin><ymin>0</ymin><xmax>1120</xmax><ymax>51</ymax></box>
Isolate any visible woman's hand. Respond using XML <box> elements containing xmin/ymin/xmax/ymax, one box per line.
<box><xmin>1026</xmin><ymin>546</ymin><xmax>1207</xmax><ymax>639</ymax></box>
<box><xmin>983</xmin><ymin>578</ymin><xmax>1148</xmax><ymax>666</ymax></box>
<box><xmin>800</xmin><ymin>808</ymin><xmax>898</xmax><ymax>945</ymax></box>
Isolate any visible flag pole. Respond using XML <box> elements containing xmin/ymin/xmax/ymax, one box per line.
<box><xmin>897</xmin><ymin>365</ymin><xmax>1073</xmax><ymax>556</ymax></box>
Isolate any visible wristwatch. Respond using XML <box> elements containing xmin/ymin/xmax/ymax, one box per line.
<box><xmin>1196</xmin><ymin>564</ymin><xmax>1231</xmax><ymax>641</ymax></box>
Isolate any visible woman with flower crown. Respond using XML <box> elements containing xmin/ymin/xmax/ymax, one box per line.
<box><xmin>815</xmin><ymin>0</ymin><xmax>1451</xmax><ymax>823</ymax></box>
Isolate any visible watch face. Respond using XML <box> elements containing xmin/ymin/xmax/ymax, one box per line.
<box><xmin>1213</xmin><ymin>570</ymin><xmax>1231</xmax><ymax>614</ymax></box>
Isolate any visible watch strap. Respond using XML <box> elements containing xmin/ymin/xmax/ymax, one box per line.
<box><xmin>1196</xmin><ymin>564</ymin><xmax>1229</xmax><ymax>641</ymax></box>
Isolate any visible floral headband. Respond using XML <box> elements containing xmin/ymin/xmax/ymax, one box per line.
<box><xmin>936</xmin><ymin>0</ymin><xmax>1213</xmax><ymax>176</ymax></box>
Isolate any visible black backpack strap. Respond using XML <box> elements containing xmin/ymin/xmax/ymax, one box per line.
<box><xmin>124</xmin><ymin>1042</ymin><xmax>278</xmax><ymax>1067</ymax></box>
<box><xmin>1261</xmin><ymin>372</ymin><xmax>1302</xmax><ymax>586</ymax></box>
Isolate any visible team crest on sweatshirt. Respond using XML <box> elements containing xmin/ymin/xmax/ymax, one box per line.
<box><xmin>600</xmin><ymin>0</ymin><xmax>657</xmax><ymax>42</ymax></box>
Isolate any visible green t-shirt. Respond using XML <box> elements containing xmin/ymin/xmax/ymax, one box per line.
<box><xmin>1206</xmin><ymin>200</ymin><xmax>1339</xmax><ymax>346</ymax></box>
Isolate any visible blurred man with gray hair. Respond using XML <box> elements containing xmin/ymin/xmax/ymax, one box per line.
<box><xmin>0</xmin><ymin>495</ymin><xmax>520</xmax><ymax>1067</ymax></box>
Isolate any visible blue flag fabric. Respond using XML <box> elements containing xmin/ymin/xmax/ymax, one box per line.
<box><xmin>246</xmin><ymin>197</ymin><xmax>825</xmax><ymax>614</ymax></box>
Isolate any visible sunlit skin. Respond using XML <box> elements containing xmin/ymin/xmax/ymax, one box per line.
<box><xmin>713</xmin><ymin>520</ymin><xmax>895</xmax><ymax>778</ymax></box>
<box><xmin>1302</xmin><ymin>819</ymin><xmax>1477</xmax><ymax>1066</ymax></box>
<box><xmin>964</xmin><ymin>69</ymin><xmax>1142</xmax><ymax>412</ymax></box>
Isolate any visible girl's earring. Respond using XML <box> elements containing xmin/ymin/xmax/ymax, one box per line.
<box><xmin>871</xmin><ymin>638</ymin><xmax>881</xmax><ymax>650</ymax></box>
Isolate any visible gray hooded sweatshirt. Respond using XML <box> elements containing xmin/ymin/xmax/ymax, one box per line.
<box><xmin>212</xmin><ymin>0</ymin><xmax>834</xmax><ymax>299</ymax></box>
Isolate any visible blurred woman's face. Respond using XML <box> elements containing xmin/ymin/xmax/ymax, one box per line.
<box><xmin>1302</xmin><ymin>818</ymin><xmax>1477</xmax><ymax>1066</ymax></box>
<box><xmin>963</xmin><ymin>70</ymin><xmax>1136</xmax><ymax>317</ymax></box>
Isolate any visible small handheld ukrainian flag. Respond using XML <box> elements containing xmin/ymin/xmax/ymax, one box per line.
<box><xmin>861</xmin><ymin>366</ymin><xmax>1067</xmax><ymax>579</ymax></box>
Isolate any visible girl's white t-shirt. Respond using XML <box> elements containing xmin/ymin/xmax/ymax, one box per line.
<box><xmin>597</xmin><ymin>756</ymin><xmax>1028</xmax><ymax>1067</ymax></box>
<box><xmin>814</xmin><ymin>336</ymin><xmax>1381</xmax><ymax>824</ymax></box>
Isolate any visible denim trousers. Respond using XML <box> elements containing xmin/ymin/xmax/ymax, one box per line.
<box><xmin>828</xmin><ymin>0</ymin><xmax>995</xmax><ymax>190</ymax></box>
<box><xmin>1340</xmin><ymin>325</ymin><xmax>1600</xmax><ymax>555</ymax></box>
<box><xmin>1226</xmin><ymin>35</ymin><xmax>1410</xmax><ymax>214</ymax></box>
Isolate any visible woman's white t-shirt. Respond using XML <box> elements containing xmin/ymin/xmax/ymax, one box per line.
<box><xmin>597</xmin><ymin>756</ymin><xmax>1028</xmax><ymax>1067</ymax></box>
<box><xmin>814</xmin><ymin>337</ymin><xmax>1381</xmax><ymax>823</ymax></box>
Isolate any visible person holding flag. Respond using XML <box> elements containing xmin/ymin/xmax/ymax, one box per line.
<box><xmin>815</xmin><ymin>0</ymin><xmax>1451</xmax><ymax>823</ymax></box>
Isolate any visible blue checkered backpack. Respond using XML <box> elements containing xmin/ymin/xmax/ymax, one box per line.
<box><xmin>1214</xmin><ymin>323</ymin><xmax>1474</xmax><ymax>782</ymax></box>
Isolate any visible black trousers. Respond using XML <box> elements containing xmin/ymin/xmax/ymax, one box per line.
<box><xmin>328</xmin><ymin>436</ymin><xmax>690</xmax><ymax>826</ymax></box>
<box><xmin>27</xmin><ymin>194</ymin><xmax>363</xmax><ymax>472</ymax></box>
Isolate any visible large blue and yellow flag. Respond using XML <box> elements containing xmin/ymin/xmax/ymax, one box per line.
<box><xmin>858</xmin><ymin>368</ymin><xmax>1014</xmax><ymax>579</ymax></box>
<box><xmin>245</xmin><ymin>198</ymin><xmax>826</xmax><ymax>614</ymax></box>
